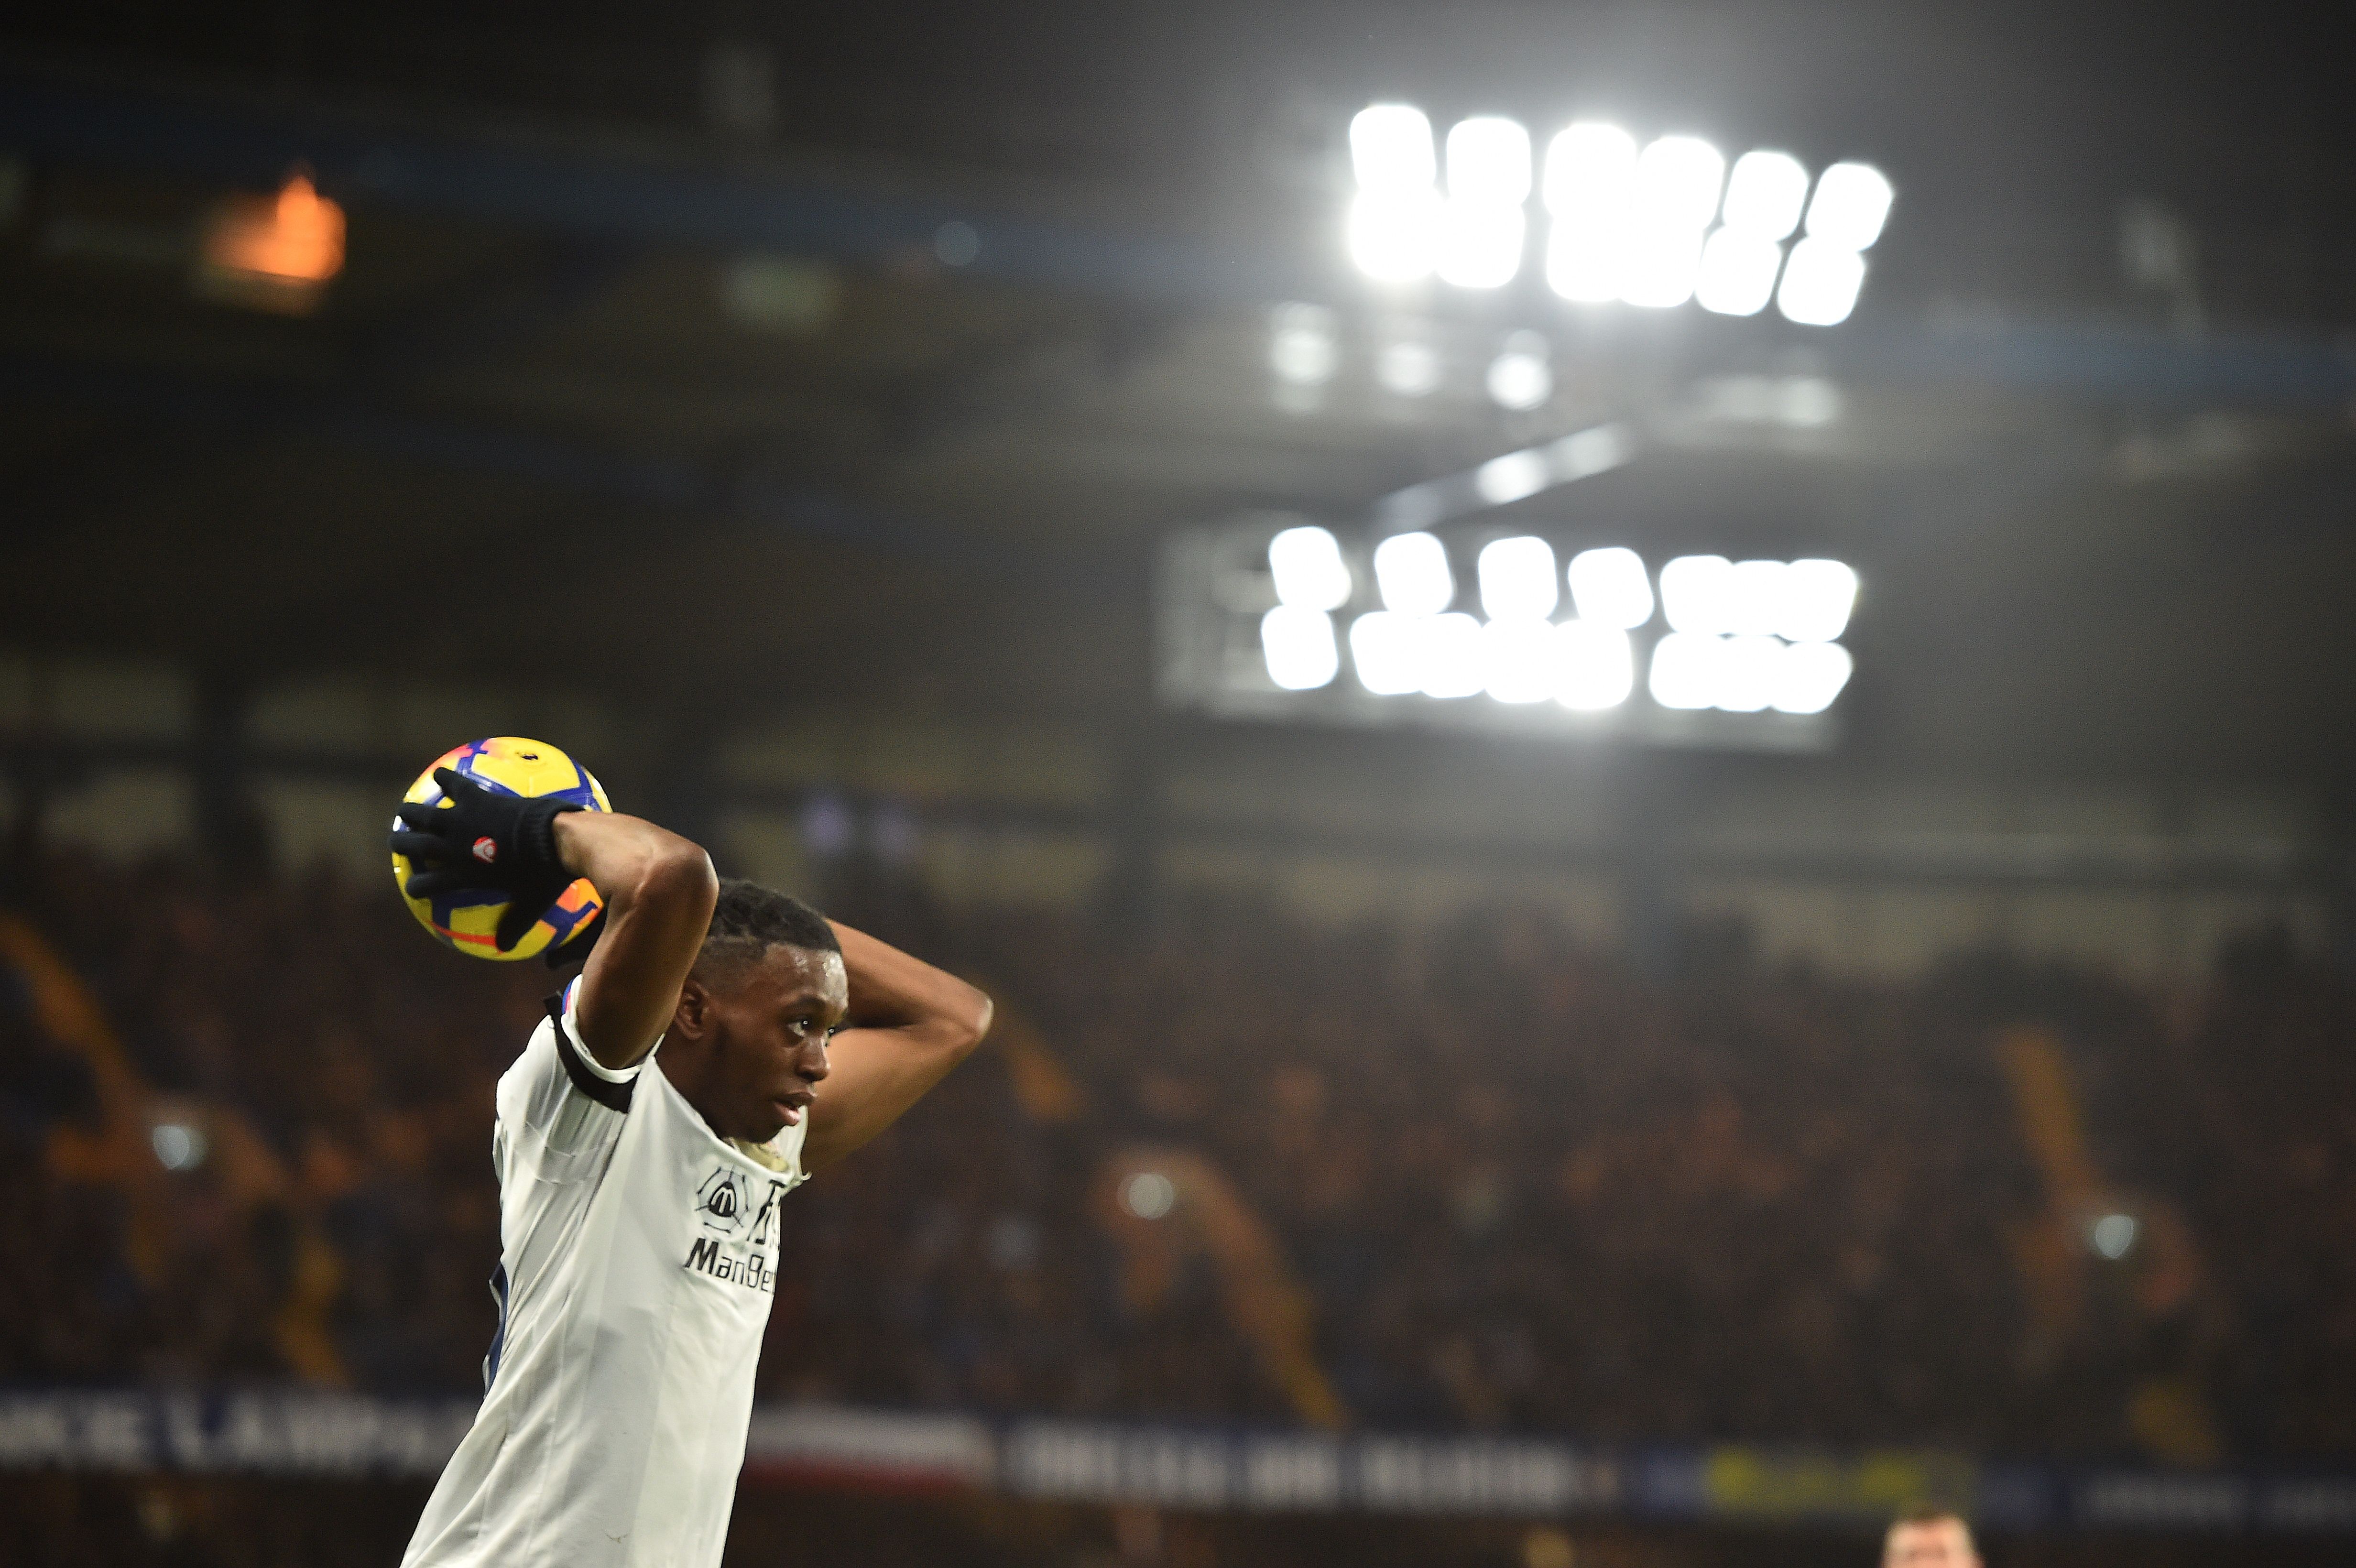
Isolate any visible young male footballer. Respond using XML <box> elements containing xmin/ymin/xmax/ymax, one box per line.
<box><xmin>390</xmin><ymin>770</ymin><xmax>992</xmax><ymax>1568</ymax></box>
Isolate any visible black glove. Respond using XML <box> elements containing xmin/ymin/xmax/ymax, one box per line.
<box><xmin>390</xmin><ymin>767</ymin><xmax>581</xmax><ymax>953</ymax></box>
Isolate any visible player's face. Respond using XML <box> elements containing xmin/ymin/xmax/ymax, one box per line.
<box><xmin>1884</xmin><ymin>1521</ymin><xmax>1977</xmax><ymax>1568</ymax></box>
<box><xmin>699</xmin><ymin>944</ymin><xmax>849</xmax><ymax>1143</ymax></box>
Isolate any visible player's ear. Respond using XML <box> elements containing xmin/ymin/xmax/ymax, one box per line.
<box><xmin>674</xmin><ymin>975</ymin><xmax>715</xmax><ymax>1039</ymax></box>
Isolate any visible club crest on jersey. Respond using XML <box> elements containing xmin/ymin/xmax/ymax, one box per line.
<box><xmin>746</xmin><ymin>1180</ymin><xmax>785</xmax><ymax>1248</ymax></box>
<box><xmin>695</xmin><ymin>1167</ymin><xmax>751</xmax><ymax>1237</ymax></box>
<box><xmin>686</xmin><ymin>1172</ymin><xmax>788</xmax><ymax>1292</ymax></box>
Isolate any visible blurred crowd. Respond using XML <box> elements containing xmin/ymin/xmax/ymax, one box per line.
<box><xmin>3</xmin><ymin>844</ymin><xmax>2351</xmax><ymax>1465</ymax></box>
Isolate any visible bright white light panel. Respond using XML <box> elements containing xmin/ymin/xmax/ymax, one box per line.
<box><xmin>1259</xmin><ymin>525</ymin><xmax>1856</xmax><ymax>716</ymax></box>
<box><xmin>1347</xmin><ymin>104</ymin><xmax>1891</xmax><ymax>326</ymax></box>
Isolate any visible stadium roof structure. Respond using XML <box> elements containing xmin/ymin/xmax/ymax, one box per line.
<box><xmin>2</xmin><ymin>2</ymin><xmax>2354</xmax><ymax>783</ymax></box>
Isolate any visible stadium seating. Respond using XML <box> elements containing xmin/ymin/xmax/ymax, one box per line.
<box><xmin>3</xmin><ymin>847</ymin><xmax>2349</xmax><ymax>1464</ymax></box>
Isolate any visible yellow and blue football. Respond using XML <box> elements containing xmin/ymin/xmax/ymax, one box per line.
<box><xmin>390</xmin><ymin>737</ymin><xmax>611</xmax><ymax>962</ymax></box>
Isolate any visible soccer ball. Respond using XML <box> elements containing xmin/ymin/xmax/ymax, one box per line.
<box><xmin>391</xmin><ymin>737</ymin><xmax>611</xmax><ymax>962</ymax></box>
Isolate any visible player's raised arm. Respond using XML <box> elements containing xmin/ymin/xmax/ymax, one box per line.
<box><xmin>389</xmin><ymin>760</ymin><xmax>713</xmax><ymax>1070</ymax></box>
<box><xmin>557</xmin><ymin>813</ymin><xmax>718</xmax><ymax>1070</ymax></box>
<box><xmin>799</xmin><ymin>922</ymin><xmax>992</xmax><ymax>1174</ymax></box>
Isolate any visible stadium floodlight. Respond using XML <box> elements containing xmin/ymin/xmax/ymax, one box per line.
<box><xmin>1348</xmin><ymin>105</ymin><xmax>1447</xmax><ymax>285</ymax></box>
<box><xmin>1485</xmin><ymin>332</ymin><xmax>1554</xmax><ymax>410</ymax></box>
<box><xmin>1419</xmin><ymin>611</ymin><xmax>1487</xmax><ymax>697</ymax></box>
<box><xmin>1542</xmin><ymin>123</ymin><xmax>1637</xmax><ymax>304</ymax></box>
<box><xmin>1772</xmin><ymin>639</ymin><xmax>1854</xmax><ymax>714</ymax></box>
<box><xmin>1545</xmin><ymin>220</ymin><xmax>1622</xmax><ymax>303</ymax></box>
<box><xmin>1615</xmin><ymin>138</ymin><xmax>1723</xmax><ymax>308</ymax></box>
<box><xmin>1765</xmin><ymin>162</ymin><xmax>1889</xmax><ymax>324</ymax></box>
<box><xmin>1715</xmin><ymin>634</ymin><xmax>1782</xmax><ymax>711</ymax></box>
<box><xmin>1351</xmin><ymin>104</ymin><xmax>1438</xmax><ymax>192</ymax></box>
<box><xmin>1268</xmin><ymin>304</ymin><xmax>1338</xmax><ymax>386</ymax></box>
<box><xmin>1261</xmin><ymin>606</ymin><xmax>1340</xmax><ymax>690</ymax></box>
<box><xmin>1631</xmin><ymin>136</ymin><xmax>1727</xmax><ymax>231</ymax></box>
<box><xmin>1776</xmin><ymin>237</ymin><xmax>1867</xmax><ymax>325</ymax></box>
<box><xmin>1480</xmin><ymin>617</ymin><xmax>1558</xmax><ymax>704</ymax></box>
<box><xmin>1554</xmin><ymin>621</ymin><xmax>1636</xmax><ymax>709</ymax></box>
<box><xmin>1348</xmin><ymin>188</ymin><xmax>1445</xmax><ymax>282</ymax></box>
<box><xmin>1804</xmin><ymin>161</ymin><xmax>1894</xmax><ymax>251</ymax></box>
<box><xmin>1447</xmin><ymin>116</ymin><xmax>1533</xmax><ymax>206</ymax></box>
<box><xmin>1374</xmin><ymin>531</ymin><xmax>1454</xmax><ymax>614</ymax></box>
<box><xmin>1181</xmin><ymin>520</ymin><xmax>1855</xmax><ymax>725</ymax></box>
<box><xmin>1648</xmin><ymin>630</ymin><xmax>1722</xmax><ymax>709</ymax></box>
<box><xmin>1727</xmin><ymin>559</ymin><xmax>1789</xmax><ymax>636</ymax></box>
<box><xmin>1694</xmin><ymin>227</ymin><xmax>1784</xmax><ymax>316</ymax></box>
<box><xmin>1353</xmin><ymin>105</ymin><xmax>1886</xmax><ymax>327</ymax></box>
<box><xmin>1268</xmin><ymin>524</ymin><xmax>1353</xmax><ymax>610</ymax></box>
<box><xmin>1778</xmin><ymin>558</ymin><xmax>1859</xmax><ymax>642</ymax></box>
<box><xmin>1617</xmin><ymin>227</ymin><xmax>1706</xmax><ymax>309</ymax></box>
<box><xmin>1477</xmin><ymin>536</ymin><xmax>1560</xmax><ymax>620</ymax></box>
<box><xmin>1659</xmin><ymin>554</ymin><xmax>1736</xmax><ymax>634</ymax></box>
<box><xmin>1543</xmin><ymin>122</ymin><xmax>1639</xmax><ymax>217</ymax></box>
<box><xmin>1348</xmin><ymin>610</ymin><xmax>1428</xmax><ymax>695</ymax></box>
<box><xmin>1376</xmin><ymin>339</ymin><xmax>1440</xmax><ymax>397</ymax></box>
<box><xmin>1474</xmin><ymin>450</ymin><xmax>1550</xmax><ymax>506</ymax></box>
<box><xmin>1565</xmin><ymin>546</ymin><xmax>1654</xmax><ymax>629</ymax></box>
<box><xmin>1436</xmin><ymin>200</ymin><xmax>1527</xmax><ymax>289</ymax></box>
<box><xmin>1720</xmin><ymin>150</ymin><xmax>1810</xmax><ymax>240</ymax></box>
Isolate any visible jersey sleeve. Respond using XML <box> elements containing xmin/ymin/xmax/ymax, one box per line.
<box><xmin>549</xmin><ymin>977</ymin><xmax>643</xmax><ymax>1110</ymax></box>
<box><xmin>500</xmin><ymin>979</ymin><xmax>649</xmax><ymax>1162</ymax></box>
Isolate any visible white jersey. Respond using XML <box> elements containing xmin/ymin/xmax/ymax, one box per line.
<box><xmin>403</xmin><ymin>978</ymin><xmax>808</xmax><ymax>1568</ymax></box>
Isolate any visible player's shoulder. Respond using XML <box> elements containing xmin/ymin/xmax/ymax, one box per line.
<box><xmin>501</xmin><ymin>978</ymin><xmax>644</xmax><ymax>1129</ymax></box>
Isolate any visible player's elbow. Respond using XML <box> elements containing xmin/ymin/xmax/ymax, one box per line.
<box><xmin>946</xmin><ymin>984</ymin><xmax>994</xmax><ymax>1058</ymax></box>
<box><xmin>641</xmin><ymin>836</ymin><xmax>719</xmax><ymax>919</ymax></box>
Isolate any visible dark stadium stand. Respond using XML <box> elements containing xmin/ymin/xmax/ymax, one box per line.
<box><xmin>5</xmin><ymin>843</ymin><xmax>2350</xmax><ymax>1469</ymax></box>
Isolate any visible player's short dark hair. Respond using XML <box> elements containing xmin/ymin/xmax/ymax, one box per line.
<box><xmin>693</xmin><ymin>879</ymin><xmax>839</xmax><ymax>988</ymax></box>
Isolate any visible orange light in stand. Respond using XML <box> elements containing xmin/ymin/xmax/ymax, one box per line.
<box><xmin>197</xmin><ymin>174</ymin><xmax>345</xmax><ymax>313</ymax></box>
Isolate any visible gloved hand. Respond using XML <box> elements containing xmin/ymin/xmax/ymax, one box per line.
<box><xmin>390</xmin><ymin>767</ymin><xmax>581</xmax><ymax>953</ymax></box>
